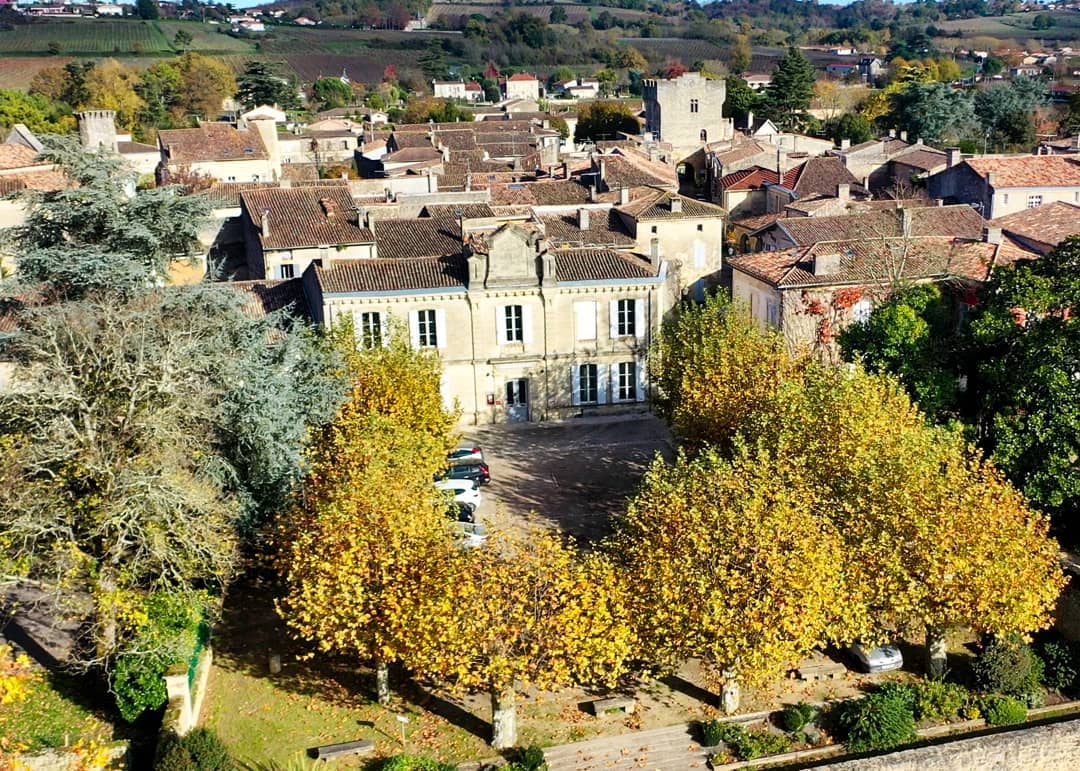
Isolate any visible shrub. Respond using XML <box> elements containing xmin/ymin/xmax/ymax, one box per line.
<box><xmin>504</xmin><ymin>746</ymin><xmax>547</xmax><ymax>771</ymax></box>
<box><xmin>1036</xmin><ymin>640</ymin><xmax>1080</xmax><ymax>692</ymax></box>
<box><xmin>972</xmin><ymin>637</ymin><xmax>1044</xmax><ymax>707</ymax></box>
<box><xmin>380</xmin><ymin>756</ymin><xmax>457</xmax><ymax>771</ymax></box>
<box><xmin>154</xmin><ymin>729</ymin><xmax>233</xmax><ymax>771</ymax></box>
<box><xmin>911</xmin><ymin>680</ymin><xmax>968</xmax><ymax>722</ymax></box>
<box><xmin>779</xmin><ymin>702</ymin><xmax>818</xmax><ymax>733</ymax></box>
<box><xmin>981</xmin><ymin>695</ymin><xmax>1027</xmax><ymax>726</ymax></box>
<box><xmin>699</xmin><ymin>721</ymin><xmax>789</xmax><ymax>760</ymax></box>
<box><xmin>836</xmin><ymin>692</ymin><xmax>917</xmax><ymax>753</ymax></box>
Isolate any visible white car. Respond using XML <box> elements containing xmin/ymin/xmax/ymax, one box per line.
<box><xmin>452</xmin><ymin>521</ymin><xmax>488</xmax><ymax>549</ymax></box>
<box><xmin>435</xmin><ymin>478</ymin><xmax>481</xmax><ymax>509</ymax></box>
<box><xmin>848</xmin><ymin>643</ymin><xmax>904</xmax><ymax>673</ymax></box>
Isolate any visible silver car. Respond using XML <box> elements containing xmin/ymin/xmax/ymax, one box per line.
<box><xmin>848</xmin><ymin>643</ymin><xmax>904</xmax><ymax>673</ymax></box>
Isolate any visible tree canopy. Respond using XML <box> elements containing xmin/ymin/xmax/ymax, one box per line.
<box><xmin>573</xmin><ymin>100</ymin><xmax>640</xmax><ymax>142</ymax></box>
<box><xmin>762</xmin><ymin>46</ymin><xmax>816</xmax><ymax>131</ymax></box>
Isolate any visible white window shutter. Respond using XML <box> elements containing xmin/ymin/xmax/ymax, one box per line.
<box><xmin>575</xmin><ymin>301</ymin><xmax>597</xmax><ymax>341</ymax></box>
<box><xmin>693</xmin><ymin>240</ymin><xmax>706</xmax><ymax>268</ymax></box>
<box><xmin>636</xmin><ymin>357</ymin><xmax>646</xmax><ymax>402</ymax></box>
<box><xmin>598</xmin><ymin>364</ymin><xmax>609</xmax><ymax>404</ymax></box>
<box><xmin>634</xmin><ymin>298</ymin><xmax>645</xmax><ymax>340</ymax></box>
<box><xmin>495</xmin><ymin>305</ymin><xmax>507</xmax><ymax>343</ymax></box>
<box><xmin>522</xmin><ymin>304</ymin><xmax>534</xmax><ymax>344</ymax></box>
<box><xmin>408</xmin><ymin>310</ymin><xmax>420</xmax><ymax>348</ymax></box>
<box><xmin>379</xmin><ymin>311</ymin><xmax>390</xmax><ymax>346</ymax></box>
<box><xmin>435</xmin><ymin>308</ymin><xmax>447</xmax><ymax>349</ymax></box>
<box><xmin>571</xmin><ymin>364</ymin><xmax>581</xmax><ymax>406</ymax></box>
<box><xmin>609</xmin><ymin>300</ymin><xmax>619</xmax><ymax>339</ymax></box>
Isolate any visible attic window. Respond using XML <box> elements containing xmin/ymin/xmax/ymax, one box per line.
<box><xmin>244</xmin><ymin>148</ymin><xmax>254</xmax><ymax>154</ymax></box>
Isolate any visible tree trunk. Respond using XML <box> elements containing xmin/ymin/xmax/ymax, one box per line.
<box><xmin>375</xmin><ymin>659</ymin><xmax>391</xmax><ymax>705</ymax></box>
<box><xmin>926</xmin><ymin>627</ymin><xmax>948</xmax><ymax>679</ymax></box>
<box><xmin>490</xmin><ymin>685</ymin><xmax>517</xmax><ymax>749</ymax></box>
<box><xmin>95</xmin><ymin>567</ymin><xmax>118</xmax><ymax>662</ymax></box>
<box><xmin>720</xmin><ymin>680</ymin><xmax>741</xmax><ymax>714</ymax></box>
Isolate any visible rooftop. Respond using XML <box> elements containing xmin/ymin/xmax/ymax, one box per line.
<box><xmin>240</xmin><ymin>186</ymin><xmax>374</xmax><ymax>250</ymax></box>
<box><xmin>159</xmin><ymin>123</ymin><xmax>268</xmax><ymax>163</ymax></box>
<box><xmin>964</xmin><ymin>156</ymin><xmax>1080</xmax><ymax>188</ymax></box>
<box><xmin>990</xmin><ymin>201</ymin><xmax>1080</xmax><ymax>250</ymax></box>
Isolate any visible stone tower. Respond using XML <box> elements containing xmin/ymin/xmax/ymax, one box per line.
<box><xmin>642</xmin><ymin>72</ymin><xmax>731</xmax><ymax>152</ymax></box>
<box><xmin>75</xmin><ymin>110</ymin><xmax>118</xmax><ymax>153</ymax></box>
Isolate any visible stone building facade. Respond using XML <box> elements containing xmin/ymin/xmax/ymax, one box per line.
<box><xmin>642</xmin><ymin>72</ymin><xmax>733</xmax><ymax>154</ymax></box>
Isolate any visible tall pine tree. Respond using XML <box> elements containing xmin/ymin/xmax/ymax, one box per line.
<box><xmin>763</xmin><ymin>47</ymin><xmax>816</xmax><ymax>131</ymax></box>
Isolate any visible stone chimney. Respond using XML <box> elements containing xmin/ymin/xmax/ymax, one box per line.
<box><xmin>365</xmin><ymin>209</ymin><xmax>376</xmax><ymax>229</ymax></box>
<box><xmin>984</xmin><ymin>226</ymin><xmax>1002</xmax><ymax>245</ymax></box>
<box><xmin>260</xmin><ymin>209</ymin><xmax>270</xmax><ymax>238</ymax></box>
<box><xmin>384</xmin><ymin>188</ymin><xmax>393</xmax><ymax>203</ymax></box>
<box><xmin>598</xmin><ymin>157</ymin><xmax>607</xmax><ymax>185</ymax></box>
<box><xmin>814</xmin><ymin>251</ymin><xmax>841</xmax><ymax>276</ymax></box>
<box><xmin>561</xmin><ymin>161</ymin><xmax>569</xmax><ymax>180</ymax></box>
<box><xmin>648</xmin><ymin>145</ymin><xmax>659</xmax><ymax>164</ymax></box>
<box><xmin>620</xmin><ymin>186</ymin><xmax>630</xmax><ymax>205</ymax></box>
<box><xmin>589</xmin><ymin>185</ymin><xmax>597</xmax><ymax>202</ymax></box>
<box><xmin>840</xmin><ymin>138</ymin><xmax>851</xmax><ymax>150</ymax></box>
<box><xmin>578</xmin><ymin>207</ymin><xmax>590</xmax><ymax>230</ymax></box>
<box><xmin>946</xmin><ymin>147</ymin><xmax>962</xmax><ymax>168</ymax></box>
<box><xmin>836</xmin><ymin>183</ymin><xmax>850</xmax><ymax>202</ymax></box>
<box><xmin>900</xmin><ymin>130</ymin><xmax>908</xmax><ymax>142</ymax></box>
<box><xmin>319</xmin><ymin>197</ymin><xmax>338</xmax><ymax>220</ymax></box>
<box><xmin>1074</xmin><ymin>134</ymin><xmax>1080</xmax><ymax>150</ymax></box>
<box><xmin>889</xmin><ymin>128</ymin><xmax>896</xmax><ymax>138</ymax></box>
<box><xmin>670</xmin><ymin>196</ymin><xmax>682</xmax><ymax>214</ymax></box>
<box><xmin>746</xmin><ymin>110</ymin><xmax>754</xmax><ymax>130</ymax></box>
<box><xmin>916</xmin><ymin>137</ymin><xmax>924</xmax><ymax>146</ymax></box>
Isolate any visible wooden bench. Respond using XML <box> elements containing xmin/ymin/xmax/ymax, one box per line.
<box><xmin>590</xmin><ymin>696</ymin><xmax>636</xmax><ymax>716</ymax></box>
<box><xmin>313</xmin><ymin>739</ymin><xmax>375</xmax><ymax>761</ymax></box>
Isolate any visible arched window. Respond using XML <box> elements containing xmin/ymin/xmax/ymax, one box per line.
<box><xmin>700</xmin><ymin>129</ymin><xmax>708</xmax><ymax>142</ymax></box>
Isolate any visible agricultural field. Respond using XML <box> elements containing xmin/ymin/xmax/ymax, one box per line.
<box><xmin>0</xmin><ymin>19</ymin><xmax>255</xmax><ymax>56</ymax></box>
<box><xmin>935</xmin><ymin>10</ymin><xmax>1080</xmax><ymax>44</ymax></box>
<box><xmin>428</xmin><ymin>1</ymin><xmax>651</xmax><ymax>25</ymax></box>
<box><xmin>0</xmin><ymin>55</ymin><xmax>72</xmax><ymax>88</ymax></box>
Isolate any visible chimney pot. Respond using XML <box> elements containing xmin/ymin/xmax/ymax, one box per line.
<box><xmin>578</xmin><ymin>207</ymin><xmax>590</xmax><ymax>230</ymax></box>
<box><xmin>836</xmin><ymin>183</ymin><xmax>850</xmax><ymax>202</ymax></box>
<box><xmin>900</xmin><ymin>130</ymin><xmax>908</xmax><ymax>142</ymax></box>
<box><xmin>670</xmin><ymin>196</ymin><xmax>682</xmax><ymax>214</ymax></box>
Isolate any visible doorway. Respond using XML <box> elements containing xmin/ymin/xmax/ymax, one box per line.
<box><xmin>505</xmin><ymin>378</ymin><xmax>529</xmax><ymax>422</ymax></box>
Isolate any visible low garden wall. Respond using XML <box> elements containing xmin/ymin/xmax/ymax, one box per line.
<box><xmin>810</xmin><ymin>717</ymin><xmax>1080</xmax><ymax>770</ymax></box>
<box><xmin>15</xmin><ymin>742</ymin><xmax>128</xmax><ymax>770</ymax></box>
<box><xmin>161</xmin><ymin>645</ymin><xmax>213</xmax><ymax>737</ymax></box>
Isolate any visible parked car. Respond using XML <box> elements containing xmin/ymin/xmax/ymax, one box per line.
<box><xmin>434</xmin><ymin>478</ymin><xmax>481</xmax><ymax>509</ymax></box>
<box><xmin>848</xmin><ymin>643</ymin><xmax>903</xmax><ymax>673</ymax></box>
<box><xmin>450</xmin><ymin>502</ymin><xmax>476</xmax><ymax>523</ymax></box>
<box><xmin>452</xmin><ymin>521</ymin><xmax>488</xmax><ymax>549</ymax></box>
<box><xmin>439</xmin><ymin>461</ymin><xmax>490</xmax><ymax>486</ymax></box>
<box><xmin>448</xmin><ymin>445</ymin><xmax>485</xmax><ymax>464</ymax></box>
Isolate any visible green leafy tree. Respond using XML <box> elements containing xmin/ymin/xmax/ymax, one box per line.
<box><xmin>135</xmin><ymin>0</ymin><xmax>159</xmax><ymax>20</ymax></box>
<box><xmin>313</xmin><ymin>77</ymin><xmax>353</xmax><ymax>109</ymax></box>
<box><xmin>974</xmin><ymin>79</ymin><xmax>1047</xmax><ymax>151</ymax></box>
<box><xmin>967</xmin><ymin>235</ymin><xmax>1080</xmax><ymax>534</ymax></box>
<box><xmin>1062</xmin><ymin>91</ymin><xmax>1080</xmax><ymax>135</ymax></box>
<box><xmin>573</xmin><ymin>100</ymin><xmax>639</xmax><ymax>142</ymax></box>
<box><xmin>236</xmin><ymin>61</ymin><xmax>298</xmax><ymax>110</ymax></box>
<box><xmin>173</xmin><ymin>28</ymin><xmax>193</xmax><ymax>51</ymax></box>
<box><xmin>824</xmin><ymin>112</ymin><xmax>874</xmax><ymax>145</ymax></box>
<box><xmin>839</xmin><ymin>284</ymin><xmax>960</xmax><ymax>419</ymax></box>
<box><xmin>418</xmin><ymin>41</ymin><xmax>448</xmax><ymax>82</ymax></box>
<box><xmin>888</xmin><ymin>81</ymin><xmax>975</xmax><ymax>145</ymax></box>
<box><xmin>722</xmin><ymin>75</ymin><xmax>759</xmax><ymax>122</ymax></box>
<box><xmin>549</xmin><ymin>4</ymin><xmax>566</xmax><ymax>24</ymax></box>
<box><xmin>729</xmin><ymin>34</ymin><xmax>751</xmax><ymax>74</ymax></box>
<box><xmin>762</xmin><ymin>46</ymin><xmax>816</xmax><ymax>131</ymax></box>
<box><xmin>0</xmin><ymin>89</ymin><xmax>74</xmax><ymax>134</ymax></box>
<box><xmin>174</xmin><ymin>53</ymin><xmax>236</xmax><ymax>120</ymax></box>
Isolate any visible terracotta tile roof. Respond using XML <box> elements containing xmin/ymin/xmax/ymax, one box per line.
<box><xmin>991</xmin><ymin>201</ymin><xmax>1080</xmax><ymax>250</ymax></box>
<box><xmin>785</xmin><ymin>157</ymin><xmax>863</xmax><ymax>197</ymax></box>
<box><xmin>730</xmin><ymin>236</ymin><xmax>1038</xmax><ymax>288</ymax></box>
<box><xmin>508</xmin><ymin>73</ymin><xmax>538</xmax><ymax>81</ymax></box>
<box><xmin>204</xmin><ymin>181</ymin><xmax>279</xmax><ymax>207</ymax></box>
<box><xmin>230</xmin><ymin>278</ymin><xmax>309</xmax><ymax>320</ymax></box>
<box><xmin>0</xmin><ymin>168</ymin><xmax>68</xmax><ymax>192</ymax></box>
<box><xmin>117</xmin><ymin>140</ymin><xmax>158</xmax><ymax>154</ymax></box>
<box><xmin>384</xmin><ymin>147</ymin><xmax>442</xmax><ymax>163</ymax></box>
<box><xmin>540</xmin><ymin>208</ymin><xmax>635</xmax><ymax>248</ymax></box>
<box><xmin>731</xmin><ymin>211</ymin><xmax>785</xmax><ymax>231</ymax></box>
<box><xmin>280</xmin><ymin>163</ymin><xmax>319</xmax><ymax>183</ymax></box>
<box><xmin>373</xmin><ymin>218</ymin><xmax>462</xmax><ymax>259</ymax></box>
<box><xmin>421</xmin><ymin>203</ymin><xmax>496</xmax><ymax>220</ymax></box>
<box><xmin>0</xmin><ymin>144</ymin><xmax>39</xmax><ymax>170</ymax></box>
<box><xmin>840</xmin><ymin>137</ymin><xmax>913</xmax><ymax>156</ymax></box>
<box><xmin>965</xmin><ymin>156</ymin><xmax>1080</xmax><ymax>188</ymax></box>
<box><xmin>719</xmin><ymin>165</ymin><xmax>780</xmax><ymax>191</ymax></box>
<box><xmin>315</xmin><ymin>256</ymin><xmax>468</xmax><ymax>294</ymax></box>
<box><xmin>486</xmin><ymin>183</ymin><xmax>539</xmax><ymax>205</ymax></box>
<box><xmin>240</xmin><ymin>186</ymin><xmax>374</xmax><ymax>250</ymax></box>
<box><xmin>159</xmin><ymin>123</ymin><xmax>268</xmax><ymax>163</ymax></box>
<box><xmin>599</xmin><ymin>154</ymin><xmax>677</xmax><ymax>190</ymax></box>
<box><xmin>434</xmin><ymin>130</ymin><xmax>478</xmax><ymax>151</ymax></box>
<box><xmin>617</xmin><ymin>189</ymin><xmax>726</xmax><ymax>220</ymax></box>
<box><xmin>709</xmin><ymin>140</ymin><xmax>768</xmax><ymax>166</ymax></box>
<box><xmin>892</xmin><ymin>147</ymin><xmax>947</xmax><ymax>171</ymax></box>
<box><xmin>777</xmin><ymin>205</ymin><xmax>984</xmax><ymax>245</ymax></box>
<box><xmin>552</xmin><ymin>249</ymin><xmax>660</xmax><ymax>282</ymax></box>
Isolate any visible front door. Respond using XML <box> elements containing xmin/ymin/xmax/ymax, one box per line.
<box><xmin>505</xmin><ymin>378</ymin><xmax>529</xmax><ymax>422</ymax></box>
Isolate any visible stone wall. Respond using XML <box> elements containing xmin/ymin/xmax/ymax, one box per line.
<box><xmin>161</xmin><ymin>646</ymin><xmax>214</xmax><ymax>737</ymax></box>
<box><xmin>809</xmin><ymin>719</ymin><xmax>1080</xmax><ymax>770</ymax></box>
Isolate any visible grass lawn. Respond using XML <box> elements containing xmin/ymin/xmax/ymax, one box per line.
<box><xmin>1</xmin><ymin>672</ymin><xmax>124</xmax><ymax>752</ymax></box>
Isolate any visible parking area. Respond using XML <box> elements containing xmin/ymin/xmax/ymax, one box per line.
<box><xmin>462</xmin><ymin>414</ymin><xmax>674</xmax><ymax>543</ymax></box>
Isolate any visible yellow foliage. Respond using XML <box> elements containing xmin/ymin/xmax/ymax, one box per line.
<box><xmin>0</xmin><ymin>644</ymin><xmax>34</xmax><ymax>706</ymax></box>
